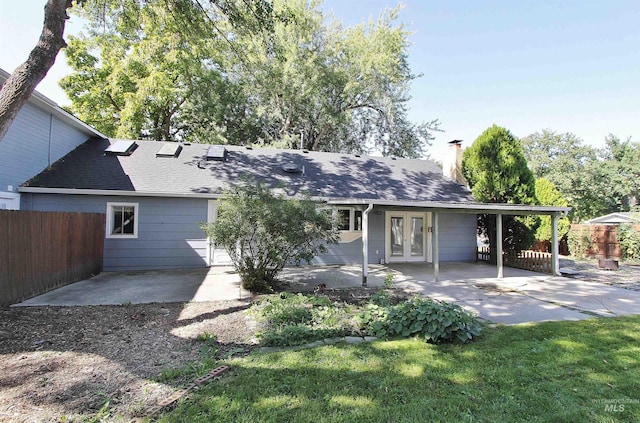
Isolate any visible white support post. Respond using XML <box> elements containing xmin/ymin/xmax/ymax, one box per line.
<box><xmin>551</xmin><ymin>212</ymin><xmax>560</xmax><ymax>276</ymax></box>
<box><xmin>362</xmin><ymin>203</ymin><xmax>374</xmax><ymax>286</ymax></box>
<box><xmin>433</xmin><ymin>212</ymin><xmax>440</xmax><ymax>282</ymax></box>
<box><xmin>497</xmin><ymin>213</ymin><xmax>503</xmax><ymax>279</ymax></box>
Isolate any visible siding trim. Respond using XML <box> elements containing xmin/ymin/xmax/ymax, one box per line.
<box><xmin>20</xmin><ymin>187</ymin><xmax>224</xmax><ymax>199</ymax></box>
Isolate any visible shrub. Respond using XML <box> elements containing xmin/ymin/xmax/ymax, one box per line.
<box><xmin>568</xmin><ymin>226</ymin><xmax>596</xmax><ymax>258</ymax></box>
<box><xmin>201</xmin><ymin>182</ymin><xmax>339</xmax><ymax>293</ymax></box>
<box><xmin>359</xmin><ymin>297</ymin><xmax>482</xmax><ymax>344</ymax></box>
<box><xmin>618</xmin><ymin>224</ymin><xmax>640</xmax><ymax>260</ymax></box>
<box><xmin>250</xmin><ymin>293</ymin><xmax>352</xmax><ymax>346</ymax></box>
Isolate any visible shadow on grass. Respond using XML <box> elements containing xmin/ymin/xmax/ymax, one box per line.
<box><xmin>160</xmin><ymin>316</ymin><xmax>640</xmax><ymax>423</ymax></box>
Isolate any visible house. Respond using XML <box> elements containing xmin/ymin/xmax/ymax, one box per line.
<box><xmin>585</xmin><ymin>212</ymin><xmax>640</xmax><ymax>225</ymax></box>
<box><xmin>0</xmin><ymin>68</ymin><xmax>106</xmax><ymax>209</ymax></box>
<box><xmin>19</xmin><ymin>137</ymin><xmax>570</xmax><ymax>282</ymax></box>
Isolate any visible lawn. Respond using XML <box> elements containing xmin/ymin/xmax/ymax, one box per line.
<box><xmin>159</xmin><ymin>316</ymin><xmax>640</xmax><ymax>422</ymax></box>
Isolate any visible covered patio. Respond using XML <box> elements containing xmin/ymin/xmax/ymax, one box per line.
<box><xmin>326</xmin><ymin>199</ymin><xmax>571</xmax><ymax>285</ymax></box>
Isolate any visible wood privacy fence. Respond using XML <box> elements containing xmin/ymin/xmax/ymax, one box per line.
<box><xmin>0</xmin><ymin>210</ymin><xmax>105</xmax><ymax>307</ymax></box>
<box><xmin>570</xmin><ymin>224</ymin><xmax>640</xmax><ymax>258</ymax></box>
<box><xmin>477</xmin><ymin>247</ymin><xmax>552</xmax><ymax>274</ymax></box>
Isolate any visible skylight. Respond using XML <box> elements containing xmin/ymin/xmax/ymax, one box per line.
<box><xmin>206</xmin><ymin>145</ymin><xmax>227</xmax><ymax>161</ymax></box>
<box><xmin>104</xmin><ymin>140</ymin><xmax>137</xmax><ymax>156</ymax></box>
<box><xmin>156</xmin><ymin>142</ymin><xmax>182</xmax><ymax>158</ymax></box>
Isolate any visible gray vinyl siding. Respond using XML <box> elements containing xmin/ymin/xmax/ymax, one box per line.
<box><xmin>438</xmin><ymin>213</ymin><xmax>477</xmax><ymax>262</ymax></box>
<box><xmin>0</xmin><ymin>102</ymin><xmax>90</xmax><ymax>193</ymax></box>
<box><xmin>23</xmin><ymin>194</ymin><xmax>209</xmax><ymax>271</ymax></box>
<box><xmin>313</xmin><ymin>210</ymin><xmax>385</xmax><ymax>265</ymax></box>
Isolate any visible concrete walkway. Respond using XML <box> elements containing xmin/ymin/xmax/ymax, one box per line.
<box><xmin>15</xmin><ymin>262</ymin><xmax>640</xmax><ymax>325</ymax></box>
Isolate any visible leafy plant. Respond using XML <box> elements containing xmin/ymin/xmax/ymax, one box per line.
<box><xmin>201</xmin><ymin>183</ymin><xmax>339</xmax><ymax>292</ymax></box>
<box><xmin>384</xmin><ymin>272</ymin><xmax>396</xmax><ymax>288</ymax></box>
<box><xmin>617</xmin><ymin>224</ymin><xmax>640</xmax><ymax>260</ymax></box>
<box><xmin>568</xmin><ymin>226</ymin><xmax>596</xmax><ymax>258</ymax></box>
<box><xmin>360</xmin><ymin>297</ymin><xmax>482</xmax><ymax>344</ymax></box>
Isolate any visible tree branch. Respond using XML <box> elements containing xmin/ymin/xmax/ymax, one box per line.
<box><xmin>0</xmin><ymin>0</ymin><xmax>74</xmax><ymax>141</ymax></box>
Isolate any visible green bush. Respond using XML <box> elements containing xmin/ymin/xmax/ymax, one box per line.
<box><xmin>568</xmin><ymin>226</ymin><xmax>596</xmax><ymax>258</ymax></box>
<box><xmin>250</xmin><ymin>292</ymin><xmax>482</xmax><ymax>347</ymax></box>
<box><xmin>359</xmin><ymin>297</ymin><xmax>482</xmax><ymax>344</ymax></box>
<box><xmin>250</xmin><ymin>293</ymin><xmax>352</xmax><ymax>346</ymax></box>
<box><xmin>618</xmin><ymin>224</ymin><xmax>640</xmax><ymax>260</ymax></box>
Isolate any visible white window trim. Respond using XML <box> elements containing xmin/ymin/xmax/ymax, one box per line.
<box><xmin>0</xmin><ymin>191</ymin><xmax>20</xmax><ymax>210</ymax></box>
<box><xmin>106</xmin><ymin>202</ymin><xmax>139</xmax><ymax>239</ymax></box>
<box><xmin>335</xmin><ymin>207</ymin><xmax>363</xmax><ymax>232</ymax></box>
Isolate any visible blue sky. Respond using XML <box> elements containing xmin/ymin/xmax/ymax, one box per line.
<box><xmin>1</xmin><ymin>1</ymin><xmax>638</xmax><ymax>159</ymax></box>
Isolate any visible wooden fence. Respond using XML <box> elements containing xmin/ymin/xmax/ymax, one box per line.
<box><xmin>0</xmin><ymin>210</ymin><xmax>105</xmax><ymax>307</ymax></box>
<box><xmin>477</xmin><ymin>247</ymin><xmax>552</xmax><ymax>274</ymax></box>
<box><xmin>569</xmin><ymin>224</ymin><xmax>640</xmax><ymax>258</ymax></box>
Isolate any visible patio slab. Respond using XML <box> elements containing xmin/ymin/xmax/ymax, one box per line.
<box><xmin>13</xmin><ymin>262</ymin><xmax>640</xmax><ymax>325</ymax></box>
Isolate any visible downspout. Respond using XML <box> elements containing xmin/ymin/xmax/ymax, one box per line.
<box><xmin>362</xmin><ymin>202</ymin><xmax>374</xmax><ymax>287</ymax></box>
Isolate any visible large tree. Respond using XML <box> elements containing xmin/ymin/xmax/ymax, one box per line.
<box><xmin>521</xmin><ymin>130</ymin><xmax>639</xmax><ymax>221</ymax></box>
<box><xmin>60</xmin><ymin>0</ymin><xmax>438</xmax><ymax>156</ymax></box>
<box><xmin>0</xmin><ymin>0</ymin><xmax>275</xmax><ymax>142</ymax></box>
<box><xmin>0</xmin><ymin>0</ymin><xmax>74</xmax><ymax>142</ymax></box>
<box><xmin>462</xmin><ymin>125</ymin><xmax>538</xmax><ymax>256</ymax></box>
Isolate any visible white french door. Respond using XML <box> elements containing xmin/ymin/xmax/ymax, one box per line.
<box><xmin>385</xmin><ymin>212</ymin><xmax>431</xmax><ymax>263</ymax></box>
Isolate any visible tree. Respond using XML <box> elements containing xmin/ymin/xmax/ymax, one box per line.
<box><xmin>462</xmin><ymin>125</ymin><xmax>538</xmax><ymax>257</ymax></box>
<box><xmin>200</xmin><ymin>183</ymin><xmax>339</xmax><ymax>293</ymax></box>
<box><xmin>0</xmin><ymin>0</ymin><xmax>275</xmax><ymax>142</ymax></box>
<box><xmin>0</xmin><ymin>0</ymin><xmax>75</xmax><ymax>142</ymax></box>
<box><xmin>534</xmin><ymin>178</ymin><xmax>570</xmax><ymax>243</ymax></box>
<box><xmin>522</xmin><ymin>130</ymin><xmax>640</xmax><ymax>221</ymax></box>
<box><xmin>60</xmin><ymin>0</ymin><xmax>438</xmax><ymax>156</ymax></box>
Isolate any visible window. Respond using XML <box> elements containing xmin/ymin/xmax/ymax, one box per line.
<box><xmin>106</xmin><ymin>202</ymin><xmax>138</xmax><ymax>238</ymax></box>
<box><xmin>337</xmin><ymin>209</ymin><xmax>351</xmax><ymax>231</ymax></box>
<box><xmin>335</xmin><ymin>208</ymin><xmax>363</xmax><ymax>232</ymax></box>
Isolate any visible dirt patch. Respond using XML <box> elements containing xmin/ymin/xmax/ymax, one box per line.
<box><xmin>560</xmin><ymin>258</ymin><xmax>640</xmax><ymax>291</ymax></box>
<box><xmin>0</xmin><ymin>300</ymin><xmax>255</xmax><ymax>422</ymax></box>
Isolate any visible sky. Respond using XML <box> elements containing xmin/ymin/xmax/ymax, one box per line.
<box><xmin>1</xmin><ymin>0</ymin><xmax>639</xmax><ymax>160</ymax></box>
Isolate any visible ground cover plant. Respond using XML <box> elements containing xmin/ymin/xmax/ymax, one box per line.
<box><xmin>159</xmin><ymin>315</ymin><xmax>640</xmax><ymax>422</ymax></box>
<box><xmin>249</xmin><ymin>291</ymin><xmax>482</xmax><ymax>347</ymax></box>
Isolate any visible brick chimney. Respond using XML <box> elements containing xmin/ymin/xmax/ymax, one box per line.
<box><xmin>442</xmin><ymin>140</ymin><xmax>466</xmax><ymax>185</ymax></box>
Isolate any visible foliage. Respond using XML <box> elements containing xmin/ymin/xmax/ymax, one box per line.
<box><xmin>359</xmin><ymin>297</ymin><xmax>482</xmax><ymax>344</ymax></box>
<box><xmin>534</xmin><ymin>178</ymin><xmax>570</xmax><ymax>242</ymax></box>
<box><xmin>62</xmin><ymin>0</ymin><xmax>439</xmax><ymax>156</ymax></box>
<box><xmin>201</xmin><ymin>183</ymin><xmax>338</xmax><ymax>292</ymax></box>
<box><xmin>249</xmin><ymin>291</ymin><xmax>481</xmax><ymax>347</ymax></box>
<box><xmin>567</xmin><ymin>226</ymin><xmax>596</xmax><ymax>258</ymax></box>
<box><xmin>617</xmin><ymin>224</ymin><xmax>640</xmax><ymax>260</ymax></box>
<box><xmin>462</xmin><ymin>125</ymin><xmax>538</xmax><ymax>254</ymax></box>
<box><xmin>159</xmin><ymin>316</ymin><xmax>640</xmax><ymax>422</ymax></box>
<box><xmin>522</xmin><ymin>130</ymin><xmax>640</xmax><ymax>221</ymax></box>
<box><xmin>383</xmin><ymin>272</ymin><xmax>396</xmax><ymax>288</ymax></box>
<box><xmin>249</xmin><ymin>293</ymin><xmax>353</xmax><ymax>346</ymax></box>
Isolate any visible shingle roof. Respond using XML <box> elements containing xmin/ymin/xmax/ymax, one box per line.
<box><xmin>23</xmin><ymin>139</ymin><xmax>476</xmax><ymax>203</ymax></box>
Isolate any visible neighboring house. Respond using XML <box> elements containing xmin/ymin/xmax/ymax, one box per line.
<box><xmin>585</xmin><ymin>212</ymin><xmax>640</xmax><ymax>225</ymax></box>
<box><xmin>0</xmin><ymin>68</ymin><xmax>106</xmax><ymax>209</ymax></box>
<box><xmin>19</xmin><ymin>137</ymin><xmax>570</xmax><ymax>280</ymax></box>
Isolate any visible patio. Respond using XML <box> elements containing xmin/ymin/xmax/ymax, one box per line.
<box><xmin>15</xmin><ymin>262</ymin><xmax>640</xmax><ymax>325</ymax></box>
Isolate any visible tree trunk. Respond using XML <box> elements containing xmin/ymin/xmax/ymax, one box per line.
<box><xmin>0</xmin><ymin>0</ymin><xmax>73</xmax><ymax>142</ymax></box>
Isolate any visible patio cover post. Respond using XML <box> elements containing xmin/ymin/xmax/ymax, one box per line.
<box><xmin>361</xmin><ymin>203</ymin><xmax>374</xmax><ymax>286</ymax></box>
<box><xmin>433</xmin><ymin>211</ymin><xmax>439</xmax><ymax>282</ymax></box>
<box><xmin>496</xmin><ymin>213</ymin><xmax>504</xmax><ymax>279</ymax></box>
<box><xmin>551</xmin><ymin>212</ymin><xmax>560</xmax><ymax>276</ymax></box>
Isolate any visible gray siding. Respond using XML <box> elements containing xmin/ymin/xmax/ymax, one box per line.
<box><xmin>314</xmin><ymin>210</ymin><xmax>385</xmax><ymax>265</ymax></box>
<box><xmin>0</xmin><ymin>102</ymin><xmax>89</xmax><ymax>193</ymax></box>
<box><xmin>24</xmin><ymin>194</ymin><xmax>209</xmax><ymax>271</ymax></box>
<box><xmin>438</xmin><ymin>213</ymin><xmax>477</xmax><ymax>262</ymax></box>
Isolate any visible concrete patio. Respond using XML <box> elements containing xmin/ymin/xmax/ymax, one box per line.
<box><xmin>15</xmin><ymin>262</ymin><xmax>640</xmax><ymax>325</ymax></box>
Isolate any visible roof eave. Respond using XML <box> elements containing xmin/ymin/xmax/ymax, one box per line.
<box><xmin>326</xmin><ymin>198</ymin><xmax>571</xmax><ymax>215</ymax></box>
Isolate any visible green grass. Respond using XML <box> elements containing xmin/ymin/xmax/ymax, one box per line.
<box><xmin>158</xmin><ymin>316</ymin><xmax>640</xmax><ymax>422</ymax></box>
